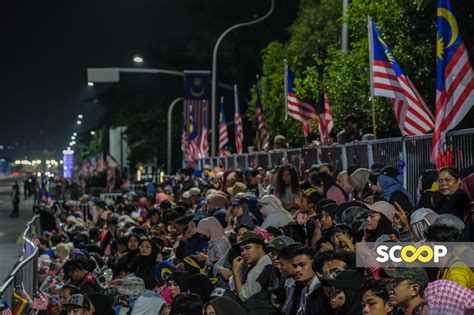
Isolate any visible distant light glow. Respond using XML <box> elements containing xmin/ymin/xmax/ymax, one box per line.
<box><xmin>133</xmin><ymin>56</ymin><xmax>144</xmax><ymax>63</ymax></box>
<box><xmin>78</xmin><ymin>114</ymin><xmax>83</xmax><ymax>119</ymax></box>
<box><xmin>90</xmin><ymin>131</ymin><xmax>96</xmax><ymax>135</ymax></box>
<box><xmin>76</xmin><ymin>120</ymin><xmax>82</xmax><ymax>125</ymax></box>
<box><xmin>87</xmin><ymin>82</ymin><xmax>94</xmax><ymax>87</ymax></box>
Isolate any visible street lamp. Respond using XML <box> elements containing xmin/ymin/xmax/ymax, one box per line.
<box><xmin>133</xmin><ymin>56</ymin><xmax>144</xmax><ymax>63</ymax></box>
<box><xmin>73</xmin><ymin>132</ymin><xmax>77</xmax><ymax>136</ymax></box>
<box><xmin>71</xmin><ymin>136</ymin><xmax>76</xmax><ymax>140</ymax></box>
<box><xmin>76</xmin><ymin>120</ymin><xmax>82</xmax><ymax>125</ymax></box>
<box><xmin>211</xmin><ymin>0</ymin><xmax>275</xmax><ymax>156</ymax></box>
<box><xmin>78</xmin><ymin>114</ymin><xmax>83</xmax><ymax>119</ymax></box>
<box><xmin>90</xmin><ymin>130</ymin><xmax>96</xmax><ymax>135</ymax></box>
<box><xmin>87</xmin><ymin>82</ymin><xmax>94</xmax><ymax>87</ymax></box>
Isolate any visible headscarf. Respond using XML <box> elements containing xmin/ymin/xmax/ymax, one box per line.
<box><xmin>378</xmin><ymin>175</ymin><xmax>414</xmax><ymax>205</ymax></box>
<box><xmin>88</xmin><ymin>293</ymin><xmax>115</xmax><ymax>315</ymax></box>
<box><xmin>207</xmin><ymin>193</ymin><xmax>228</xmax><ymax>210</ymax></box>
<box><xmin>424</xmin><ymin>280</ymin><xmax>474</xmax><ymax>315</ymax></box>
<box><xmin>350</xmin><ymin>168</ymin><xmax>370</xmax><ymax>191</ymax></box>
<box><xmin>209</xmin><ymin>296</ymin><xmax>247</xmax><ymax>315</ymax></box>
<box><xmin>167</xmin><ymin>271</ymin><xmax>190</xmax><ymax>293</ymax></box>
<box><xmin>410</xmin><ymin>208</ymin><xmax>439</xmax><ymax>241</ymax></box>
<box><xmin>196</xmin><ymin>217</ymin><xmax>226</xmax><ymax>241</ymax></box>
<box><xmin>187</xmin><ymin>273</ymin><xmax>215</xmax><ymax>301</ymax></box>
<box><xmin>259</xmin><ymin>194</ymin><xmax>293</xmax><ymax>219</ymax></box>
<box><xmin>131</xmin><ymin>294</ymin><xmax>167</xmax><ymax>315</ymax></box>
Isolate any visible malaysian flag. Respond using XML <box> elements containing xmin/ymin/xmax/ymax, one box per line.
<box><xmin>316</xmin><ymin>60</ymin><xmax>334</xmax><ymax>142</ymax></box>
<box><xmin>431</xmin><ymin>0</ymin><xmax>474</xmax><ymax>163</ymax></box>
<box><xmin>318</xmin><ymin>93</ymin><xmax>334</xmax><ymax>142</ymax></box>
<box><xmin>368</xmin><ymin>16</ymin><xmax>435</xmax><ymax>136</ymax></box>
<box><xmin>234</xmin><ymin>85</ymin><xmax>244</xmax><ymax>154</ymax></box>
<box><xmin>187</xmin><ymin>105</ymin><xmax>199</xmax><ymax>159</ymax></box>
<box><xmin>285</xmin><ymin>61</ymin><xmax>319</xmax><ymax>126</ymax></box>
<box><xmin>183</xmin><ymin>71</ymin><xmax>211</xmax><ymax>161</ymax></box>
<box><xmin>255</xmin><ymin>81</ymin><xmax>269</xmax><ymax>150</ymax></box>
<box><xmin>218</xmin><ymin>97</ymin><xmax>228</xmax><ymax>156</ymax></box>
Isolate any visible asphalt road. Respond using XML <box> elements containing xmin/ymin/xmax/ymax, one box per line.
<box><xmin>0</xmin><ymin>176</ymin><xmax>33</xmax><ymax>282</ymax></box>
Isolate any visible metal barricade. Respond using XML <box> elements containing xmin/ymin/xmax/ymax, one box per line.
<box><xmin>319</xmin><ymin>146</ymin><xmax>344</xmax><ymax>174</ymax></box>
<box><xmin>286</xmin><ymin>149</ymin><xmax>301</xmax><ymax>172</ymax></box>
<box><xmin>450</xmin><ymin>129</ymin><xmax>474</xmax><ymax>171</ymax></box>
<box><xmin>345</xmin><ymin>142</ymin><xmax>369</xmax><ymax>168</ymax></box>
<box><xmin>225</xmin><ymin>156</ymin><xmax>235</xmax><ymax>169</ymax></box>
<box><xmin>236</xmin><ymin>155</ymin><xmax>247</xmax><ymax>170</ymax></box>
<box><xmin>0</xmin><ymin>215</ymin><xmax>41</xmax><ymax>307</ymax></box>
<box><xmin>270</xmin><ymin>151</ymin><xmax>286</xmax><ymax>167</ymax></box>
<box><xmin>100</xmin><ymin>193</ymin><xmax>123</xmax><ymax>205</ymax></box>
<box><xmin>371</xmin><ymin>137</ymin><xmax>403</xmax><ymax>167</ymax></box>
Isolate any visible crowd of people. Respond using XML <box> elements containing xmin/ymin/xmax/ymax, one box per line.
<box><xmin>11</xmin><ymin>161</ymin><xmax>474</xmax><ymax>314</ymax></box>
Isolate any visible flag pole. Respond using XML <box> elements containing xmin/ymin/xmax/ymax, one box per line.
<box><xmin>284</xmin><ymin>59</ymin><xmax>289</xmax><ymax>120</ymax></box>
<box><xmin>367</xmin><ymin>16</ymin><xmax>377</xmax><ymax>139</ymax></box>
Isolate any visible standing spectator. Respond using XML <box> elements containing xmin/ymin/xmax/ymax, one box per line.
<box><xmin>10</xmin><ymin>181</ymin><xmax>20</xmax><ymax>218</ymax></box>
<box><xmin>337</xmin><ymin>114</ymin><xmax>363</xmax><ymax>144</ymax></box>
<box><xmin>275</xmin><ymin>165</ymin><xmax>301</xmax><ymax>211</ymax></box>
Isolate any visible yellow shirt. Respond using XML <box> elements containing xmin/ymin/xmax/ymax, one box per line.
<box><xmin>438</xmin><ymin>256</ymin><xmax>474</xmax><ymax>290</ymax></box>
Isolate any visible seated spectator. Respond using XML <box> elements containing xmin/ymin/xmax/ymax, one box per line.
<box><xmin>63</xmin><ymin>258</ymin><xmax>101</xmax><ymax>295</ymax></box>
<box><xmin>295</xmin><ymin>188</ymin><xmax>323</xmax><ymax>246</ymax></box>
<box><xmin>196</xmin><ymin>216</ymin><xmax>231</xmax><ymax>266</ymax></box>
<box><xmin>275</xmin><ymin>165</ymin><xmax>301</xmax><ymax>211</ymax></box>
<box><xmin>204</xmin><ymin>296</ymin><xmax>246</xmax><ymax>315</ymax></box>
<box><xmin>424</xmin><ymin>280</ymin><xmax>474</xmax><ymax>315</ymax></box>
<box><xmin>231</xmin><ymin>193</ymin><xmax>261</xmax><ymax>228</ymax></box>
<box><xmin>131</xmin><ymin>291</ymin><xmax>170</xmax><ymax>315</ymax></box>
<box><xmin>361</xmin><ymin>278</ymin><xmax>393</xmax><ymax>315</ymax></box>
<box><xmin>369</xmin><ymin>166</ymin><xmax>414</xmax><ymax>214</ymax></box>
<box><xmin>63</xmin><ymin>293</ymin><xmax>95</xmax><ymax>315</ymax></box>
<box><xmin>170</xmin><ymin>293</ymin><xmax>203</xmax><ymax>315</ymax></box>
<box><xmin>323</xmin><ymin>269</ymin><xmax>362</xmax><ymax>315</ymax></box>
<box><xmin>167</xmin><ymin>272</ymin><xmax>190</xmax><ymax>302</ymax></box>
<box><xmin>383</xmin><ymin>268</ymin><xmax>429</xmax><ymax>315</ymax></box>
<box><xmin>232</xmin><ymin>231</ymin><xmax>273</xmax><ymax>302</ymax></box>
<box><xmin>409</xmin><ymin>208</ymin><xmax>439</xmax><ymax>242</ymax></box>
<box><xmin>336</xmin><ymin>171</ymin><xmax>354</xmax><ymax>199</ymax></box>
<box><xmin>311</xmin><ymin>172</ymin><xmax>347</xmax><ymax>205</ymax></box>
<box><xmin>258</xmin><ymin>194</ymin><xmax>294</xmax><ymax>229</ymax></box>
<box><xmin>131</xmin><ymin>237</ymin><xmax>159</xmax><ymax>290</ymax></box>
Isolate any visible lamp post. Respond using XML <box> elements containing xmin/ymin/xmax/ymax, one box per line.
<box><xmin>167</xmin><ymin>97</ymin><xmax>183</xmax><ymax>174</ymax></box>
<box><xmin>211</xmin><ymin>0</ymin><xmax>275</xmax><ymax>156</ymax></box>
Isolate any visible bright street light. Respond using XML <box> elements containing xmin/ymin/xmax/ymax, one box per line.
<box><xmin>133</xmin><ymin>56</ymin><xmax>144</xmax><ymax>63</ymax></box>
<box><xmin>87</xmin><ymin>82</ymin><xmax>94</xmax><ymax>87</ymax></box>
<box><xmin>78</xmin><ymin>114</ymin><xmax>83</xmax><ymax>119</ymax></box>
<box><xmin>90</xmin><ymin>131</ymin><xmax>96</xmax><ymax>135</ymax></box>
<box><xmin>73</xmin><ymin>132</ymin><xmax>77</xmax><ymax>136</ymax></box>
<box><xmin>76</xmin><ymin>120</ymin><xmax>82</xmax><ymax>125</ymax></box>
<box><xmin>71</xmin><ymin>136</ymin><xmax>76</xmax><ymax>140</ymax></box>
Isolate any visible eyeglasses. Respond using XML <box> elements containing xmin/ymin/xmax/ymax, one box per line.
<box><xmin>437</xmin><ymin>178</ymin><xmax>455</xmax><ymax>185</ymax></box>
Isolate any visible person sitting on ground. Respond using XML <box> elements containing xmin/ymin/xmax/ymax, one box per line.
<box><xmin>311</xmin><ymin>172</ymin><xmax>347</xmax><ymax>205</ymax></box>
<box><xmin>383</xmin><ymin>268</ymin><xmax>429</xmax><ymax>315</ymax></box>
<box><xmin>170</xmin><ymin>293</ymin><xmax>203</xmax><ymax>315</ymax></box>
<box><xmin>232</xmin><ymin>231</ymin><xmax>273</xmax><ymax>302</ymax></box>
<box><xmin>361</xmin><ymin>278</ymin><xmax>393</xmax><ymax>315</ymax></box>
<box><xmin>258</xmin><ymin>194</ymin><xmax>294</xmax><ymax>229</ymax></box>
<box><xmin>275</xmin><ymin>165</ymin><xmax>301</xmax><ymax>211</ymax></box>
<box><xmin>323</xmin><ymin>269</ymin><xmax>363</xmax><ymax>315</ymax></box>
<box><xmin>63</xmin><ymin>258</ymin><xmax>101</xmax><ymax>295</ymax></box>
<box><xmin>63</xmin><ymin>293</ymin><xmax>95</xmax><ymax>315</ymax></box>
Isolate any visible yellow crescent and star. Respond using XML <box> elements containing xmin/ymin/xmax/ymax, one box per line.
<box><xmin>377</xmin><ymin>36</ymin><xmax>396</xmax><ymax>65</ymax></box>
<box><xmin>190</xmin><ymin>78</ymin><xmax>205</xmax><ymax>98</ymax></box>
<box><xmin>437</xmin><ymin>7</ymin><xmax>459</xmax><ymax>61</ymax></box>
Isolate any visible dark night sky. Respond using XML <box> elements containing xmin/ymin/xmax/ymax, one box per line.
<box><xmin>0</xmin><ymin>0</ymin><xmax>188</xmax><ymax>158</ymax></box>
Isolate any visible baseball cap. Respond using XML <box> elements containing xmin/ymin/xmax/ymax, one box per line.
<box><xmin>189</xmin><ymin>187</ymin><xmax>201</xmax><ymax>196</ymax></box>
<box><xmin>236</xmin><ymin>231</ymin><xmax>265</xmax><ymax>247</ymax></box>
<box><xmin>63</xmin><ymin>294</ymin><xmax>91</xmax><ymax>310</ymax></box>
<box><xmin>383</xmin><ymin>267</ymin><xmax>429</xmax><ymax>288</ymax></box>
<box><xmin>302</xmin><ymin>188</ymin><xmax>323</xmax><ymax>204</ymax></box>
<box><xmin>267</xmin><ymin>236</ymin><xmax>297</xmax><ymax>251</ymax></box>
<box><xmin>228</xmin><ymin>182</ymin><xmax>247</xmax><ymax>197</ymax></box>
<box><xmin>365</xmin><ymin>201</ymin><xmax>396</xmax><ymax>223</ymax></box>
<box><xmin>305</xmin><ymin>164</ymin><xmax>320</xmax><ymax>174</ymax></box>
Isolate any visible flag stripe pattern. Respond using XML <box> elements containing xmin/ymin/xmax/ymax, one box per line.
<box><xmin>432</xmin><ymin>0</ymin><xmax>474</xmax><ymax>163</ymax></box>
<box><xmin>318</xmin><ymin>93</ymin><xmax>334</xmax><ymax>141</ymax></box>
<box><xmin>234</xmin><ymin>85</ymin><xmax>244</xmax><ymax>154</ymax></box>
<box><xmin>255</xmin><ymin>83</ymin><xmax>269</xmax><ymax>150</ymax></box>
<box><xmin>218</xmin><ymin>97</ymin><xmax>229</xmax><ymax>156</ymax></box>
<box><xmin>368</xmin><ymin>17</ymin><xmax>435</xmax><ymax>136</ymax></box>
<box><xmin>286</xmin><ymin>64</ymin><xmax>318</xmax><ymax>124</ymax></box>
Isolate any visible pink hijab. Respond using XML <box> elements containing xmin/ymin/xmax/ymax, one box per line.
<box><xmin>196</xmin><ymin>217</ymin><xmax>225</xmax><ymax>241</ymax></box>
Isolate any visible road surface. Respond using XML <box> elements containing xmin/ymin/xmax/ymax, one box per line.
<box><xmin>0</xmin><ymin>177</ymin><xmax>33</xmax><ymax>282</ymax></box>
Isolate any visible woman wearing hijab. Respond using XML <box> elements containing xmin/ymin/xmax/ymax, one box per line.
<box><xmin>350</xmin><ymin>168</ymin><xmax>371</xmax><ymax>200</ymax></box>
<box><xmin>167</xmin><ymin>271</ymin><xmax>190</xmax><ymax>302</ymax></box>
<box><xmin>205</xmin><ymin>296</ymin><xmax>246</xmax><ymax>315</ymax></box>
<box><xmin>258</xmin><ymin>194</ymin><xmax>294</xmax><ymax>229</ymax></box>
<box><xmin>131</xmin><ymin>238</ymin><xmax>159</xmax><ymax>290</ymax></box>
<box><xmin>113</xmin><ymin>233</ymin><xmax>140</xmax><ymax>276</ymax></box>
<box><xmin>231</xmin><ymin>193</ymin><xmax>261</xmax><ymax>228</ymax></box>
<box><xmin>196</xmin><ymin>216</ymin><xmax>231</xmax><ymax>266</ymax></box>
<box><xmin>324</xmin><ymin>270</ymin><xmax>362</xmax><ymax>315</ymax></box>
<box><xmin>311</xmin><ymin>172</ymin><xmax>347</xmax><ymax>205</ymax></box>
<box><xmin>370</xmin><ymin>167</ymin><xmax>414</xmax><ymax>214</ymax></box>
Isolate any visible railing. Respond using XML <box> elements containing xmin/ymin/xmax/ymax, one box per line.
<box><xmin>187</xmin><ymin>128</ymin><xmax>474</xmax><ymax>199</ymax></box>
<box><xmin>0</xmin><ymin>215</ymin><xmax>41</xmax><ymax>307</ymax></box>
